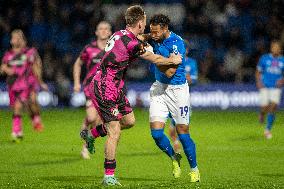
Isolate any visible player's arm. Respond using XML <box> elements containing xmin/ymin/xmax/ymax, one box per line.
<box><xmin>255</xmin><ymin>56</ymin><xmax>264</xmax><ymax>89</ymax></box>
<box><xmin>137</xmin><ymin>33</ymin><xmax>151</xmax><ymax>42</ymax></box>
<box><xmin>186</xmin><ymin>73</ymin><xmax>192</xmax><ymax>85</ymax></box>
<box><xmin>32</xmin><ymin>53</ymin><xmax>48</xmax><ymax>90</ymax></box>
<box><xmin>0</xmin><ymin>61</ymin><xmax>14</xmax><ymax>76</ymax></box>
<box><xmin>73</xmin><ymin>57</ymin><xmax>84</xmax><ymax>92</ymax></box>
<box><xmin>140</xmin><ymin>51</ymin><xmax>182</xmax><ymax>66</ymax></box>
<box><xmin>188</xmin><ymin>60</ymin><xmax>198</xmax><ymax>85</ymax></box>
<box><xmin>156</xmin><ymin>65</ymin><xmax>178</xmax><ymax>78</ymax></box>
<box><xmin>276</xmin><ymin>63</ymin><xmax>284</xmax><ymax>88</ymax></box>
<box><xmin>255</xmin><ymin>70</ymin><xmax>263</xmax><ymax>89</ymax></box>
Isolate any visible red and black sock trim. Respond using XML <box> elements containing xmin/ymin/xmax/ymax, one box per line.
<box><xmin>104</xmin><ymin>159</ymin><xmax>116</xmax><ymax>169</ymax></box>
<box><xmin>13</xmin><ymin>114</ymin><xmax>21</xmax><ymax>119</ymax></box>
<box><xmin>30</xmin><ymin>113</ymin><xmax>40</xmax><ymax>119</ymax></box>
<box><xmin>96</xmin><ymin>124</ymin><xmax>107</xmax><ymax>137</ymax></box>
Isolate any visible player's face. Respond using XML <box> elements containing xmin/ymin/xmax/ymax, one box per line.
<box><xmin>10</xmin><ymin>33</ymin><xmax>25</xmax><ymax>48</ymax></box>
<box><xmin>150</xmin><ymin>24</ymin><xmax>167</xmax><ymax>42</ymax></box>
<box><xmin>96</xmin><ymin>23</ymin><xmax>112</xmax><ymax>40</ymax></box>
<box><xmin>270</xmin><ymin>42</ymin><xmax>282</xmax><ymax>56</ymax></box>
<box><xmin>138</xmin><ymin>15</ymin><xmax>147</xmax><ymax>34</ymax></box>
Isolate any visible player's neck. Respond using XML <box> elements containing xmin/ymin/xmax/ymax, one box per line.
<box><xmin>97</xmin><ymin>39</ymin><xmax>107</xmax><ymax>50</ymax></box>
<box><xmin>271</xmin><ymin>53</ymin><xmax>280</xmax><ymax>58</ymax></box>
<box><xmin>164</xmin><ymin>31</ymin><xmax>171</xmax><ymax>39</ymax></box>
<box><xmin>126</xmin><ymin>27</ymin><xmax>139</xmax><ymax>37</ymax></box>
<box><xmin>12</xmin><ymin>46</ymin><xmax>24</xmax><ymax>53</ymax></box>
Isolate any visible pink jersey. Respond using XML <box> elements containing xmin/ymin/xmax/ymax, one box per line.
<box><xmin>2</xmin><ymin>47</ymin><xmax>37</xmax><ymax>91</ymax></box>
<box><xmin>93</xmin><ymin>29</ymin><xmax>144</xmax><ymax>101</ymax></box>
<box><xmin>80</xmin><ymin>41</ymin><xmax>105</xmax><ymax>89</ymax></box>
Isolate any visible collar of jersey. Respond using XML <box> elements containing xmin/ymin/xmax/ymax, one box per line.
<box><xmin>125</xmin><ymin>29</ymin><xmax>136</xmax><ymax>39</ymax></box>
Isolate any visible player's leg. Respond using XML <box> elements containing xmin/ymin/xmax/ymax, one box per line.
<box><xmin>9</xmin><ymin>89</ymin><xmax>24</xmax><ymax>142</ymax></box>
<box><xmin>80</xmin><ymin>104</ymin><xmax>106</xmax><ymax>154</ymax></box>
<box><xmin>176</xmin><ymin>124</ymin><xmax>199</xmax><ymax>182</ymax></box>
<box><xmin>120</xmin><ymin>111</ymin><xmax>135</xmax><ymax>130</ymax></box>
<box><xmin>11</xmin><ymin>98</ymin><xmax>24</xmax><ymax>142</ymax></box>
<box><xmin>80</xmin><ymin>99</ymin><xmax>102</xmax><ymax>159</ymax></box>
<box><xmin>102</xmin><ymin>120</ymin><xmax>121</xmax><ymax>186</ymax></box>
<box><xmin>118</xmin><ymin>95</ymin><xmax>135</xmax><ymax>130</ymax></box>
<box><xmin>264</xmin><ymin>88</ymin><xmax>281</xmax><ymax>139</ymax></box>
<box><xmin>27</xmin><ymin>90</ymin><xmax>44</xmax><ymax>132</ymax></box>
<box><xmin>259</xmin><ymin>88</ymin><xmax>269</xmax><ymax>124</ymax></box>
<box><xmin>149</xmin><ymin>82</ymin><xmax>180</xmax><ymax>177</ymax></box>
<box><xmin>169</xmin><ymin>118</ymin><xmax>181</xmax><ymax>153</ymax></box>
<box><xmin>150</xmin><ymin>82</ymin><xmax>176</xmax><ymax>159</ymax></box>
<box><xmin>167</xmin><ymin>84</ymin><xmax>200</xmax><ymax>182</ymax></box>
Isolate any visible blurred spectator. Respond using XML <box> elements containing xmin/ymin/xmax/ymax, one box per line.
<box><xmin>0</xmin><ymin>0</ymin><xmax>283</xmax><ymax>86</ymax></box>
<box><xmin>29</xmin><ymin>10</ymin><xmax>48</xmax><ymax>50</ymax></box>
<box><xmin>222</xmin><ymin>46</ymin><xmax>244</xmax><ymax>83</ymax></box>
<box><xmin>55</xmin><ymin>69</ymin><xmax>71</xmax><ymax>106</ymax></box>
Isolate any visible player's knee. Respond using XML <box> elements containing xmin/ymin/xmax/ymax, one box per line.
<box><xmin>87</xmin><ymin>114</ymin><xmax>96</xmax><ymax>123</ymax></box>
<box><xmin>120</xmin><ymin>116</ymin><xmax>135</xmax><ymax>129</ymax></box>
<box><xmin>108</xmin><ymin>130</ymin><xmax>121</xmax><ymax>141</ymax></box>
<box><xmin>125</xmin><ymin>117</ymin><xmax>135</xmax><ymax>128</ymax></box>
<box><xmin>270</xmin><ymin>103</ymin><xmax>278</xmax><ymax>112</ymax></box>
<box><xmin>14</xmin><ymin>101</ymin><xmax>22</xmax><ymax>112</ymax></box>
<box><xmin>151</xmin><ymin>129</ymin><xmax>164</xmax><ymax>140</ymax></box>
<box><xmin>176</xmin><ymin>125</ymin><xmax>189</xmax><ymax>134</ymax></box>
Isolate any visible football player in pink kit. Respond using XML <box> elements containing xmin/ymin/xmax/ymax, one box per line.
<box><xmin>80</xmin><ymin>5</ymin><xmax>182</xmax><ymax>186</ymax></box>
<box><xmin>73</xmin><ymin>21</ymin><xmax>112</xmax><ymax>159</ymax></box>
<box><xmin>1</xmin><ymin>29</ymin><xmax>47</xmax><ymax>142</ymax></box>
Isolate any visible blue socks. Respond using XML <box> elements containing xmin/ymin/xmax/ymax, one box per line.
<box><xmin>151</xmin><ymin>129</ymin><xmax>175</xmax><ymax>158</ymax></box>
<box><xmin>151</xmin><ymin>129</ymin><xmax>198</xmax><ymax>169</ymax></box>
<box><xmin>178</xmin><ymin>133</ymin><xmax>197</xmax><ymax>169</ymax></box>
<box><xmin>266</xmin><ymin>113</ymin><xmax>275</xmax><ymax>131</ymax></box>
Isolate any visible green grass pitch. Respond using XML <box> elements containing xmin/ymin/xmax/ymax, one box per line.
<box><xmin>0</xmin><ymin>108</ymin><xmax>284</xmax><ymax>188</ymax></box>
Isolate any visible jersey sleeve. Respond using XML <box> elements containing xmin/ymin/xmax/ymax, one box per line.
<box><xmin>257</xmin><ymin>55</ymin><xmax>265</xmax><ymax>72</ymax></box>
<box><xmin>128</xmin><ymin>39</ymin><xmax>146</xmax><ymax>58</ymax></box>
<box><xmin>190</xmin><ymin>59</ymin><xmax>198</xmax><ymax>81</ymax></box>
<box><xmin>281</xmin><ymin>57</ymin><xmax>284</xmax><ymax>74</ymax></box>
<box><xmin>28</xmin><ymin>47</ymin><xmax>38</xmax><ymax>63</ymax></box>
<box><xmin>80</xmin><ymin>46</ymin><xmax>89</xmax><ymax>63</ymax></box>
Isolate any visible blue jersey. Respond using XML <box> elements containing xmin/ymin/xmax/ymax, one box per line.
<box><xmin>184</xmin><ymin>57</ymin><xmax>198</xmax><ymax>85</ymax></box>
<box><xmin>257</xmin><ymin>53</ymin><xmax>284</xmax><ymax>88</ymax></box>
<box><xmin>149</xmin><ymin>32</ymin><xmax>186</xmax><ymax>85</ymax></box>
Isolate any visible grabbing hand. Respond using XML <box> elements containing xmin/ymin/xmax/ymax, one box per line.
<box><xmin>170</xmin><ymin>53</ymin><xmax>182</xmax><ymax>65</ymax></box>
<box><xmin>40</xmin><ymin>82</ymin><xmax>49</xmax><ymax>91</ymax></box>
<box><xmin>256</xmin><ymin>81</ymin><xmax>264</xmax><ymax>89</ymax></box>
<box><xmin>276</xmin><ymin>79</ymin><xmax>284</xmax><ymax>88</ymax></box>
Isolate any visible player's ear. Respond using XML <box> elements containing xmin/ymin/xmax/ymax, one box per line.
<box><xmin>138</xmin><ymin>21</ymin><xmax>141</xmax><ymax>29</ymax></box>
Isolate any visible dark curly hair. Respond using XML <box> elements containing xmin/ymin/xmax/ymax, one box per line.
<box><xmin>149</xmin><ymin>14</ymin><xmax>170</xmax><ymax>28</ymax></box>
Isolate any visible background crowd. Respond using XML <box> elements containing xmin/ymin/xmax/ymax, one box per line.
<box><xmin>0</xmin><ymin>0</ymin><xmax>283</xmax><ymax>87</ymax></box>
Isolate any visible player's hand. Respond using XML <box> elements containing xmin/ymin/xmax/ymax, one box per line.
<box><xmin>5</xmin><ymin>68</ymin><xmax>14</xmax><ymax>76</ymax></box>
<box><xmin>170</xmin><ymin>53</ymin><xmax>182</xmax><ymax>65</ymax></box>
<box><xmin>256</xmin><ymin>81</ymin><xmax>264</xmax><ymax>89</ymax></box>
<box><xmin>137</xmin><ymin>33</ymin><xmax>150</xmax><ymax>42</ymax></box>
<box><xmin>276</xmin><ymin>79</ymin><xmax>284</xmax><ymax>88</ymax></box>
<box><xmin>73</xmin><ymin>83</ymin><xmax>81</xmax><ymax>93</ymax></box>
<box><xmin>40</xmin><ymin>82</ymin><xmax>49</xmax><ymax>91</ymax></box>
<box><xmin>144</xmin><ymin>44</ymin><xmax>154</xmax><ymax>53</ymax></box>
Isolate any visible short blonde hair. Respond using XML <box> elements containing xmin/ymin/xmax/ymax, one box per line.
<box><xmin>125</xmin><ymin>5</ymin><xmax>145</xmax><ymax>27</ymax></box>
<box><xmin>11</xmin><ymin>29</ymin><xmax>27</xmax><ymax>43</ymax></box>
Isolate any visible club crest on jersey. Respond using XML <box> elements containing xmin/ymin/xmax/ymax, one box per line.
<box><xmin>173</xmin><ymin>45</ymin><xmax>179</xmax><ymax>55</ymax></box>
<box><xmin>111</xmin><ymin>108</ymin><xmax>119</xmax><ymax>116</ymax></box>
<box><xmin>92</xmin><ymin>58</ymin><xmax>101</xmax><ymax>64</ymax></box>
